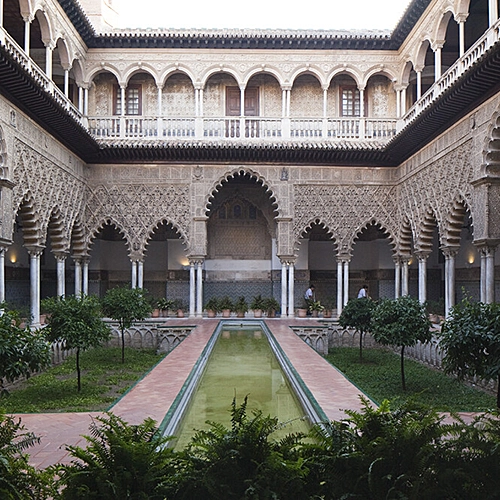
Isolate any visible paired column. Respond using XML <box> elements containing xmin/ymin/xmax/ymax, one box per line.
<box><xmin>188</xmin><ymin>258</ymin><xmax>204</xmax><ymax>317</ymax></box>
<box><xmin>336</xmin><ymin>255</ymin><xmax>350</xmax><ymax>316</ymax></box>
<box><xmin>280</xmin><ymin>259</ymin><xmax>295</xmax><ymax>317</ymax></box>
<box><xmin>74</xmin><ymin>257</ymin><xmax>82</xmax><ymax>296</ymax></box>
<box><xmin>415</xmin><ymin>251</ymin><xmax>430</xmax><ymax>304</ymax></box>
<box><xmin>393</xmin><ymin>255</ymin><xmax>410</xmax><ymax>298</ymax></box>
<box><xmin>27</xmin><ymin>247</ymin><xmax>44</xmax><ymax>325</ymax></box>
<box><xmin>442</xmin><ymin>247</ymin><xmax>459</xmax><ymax>317</ymax></box>
<box><xmin>478</xmin><ymin>244</ymin><xmax>496</xmax><ymax>303</ymax></box>
<box><xmin>54</xmin><ymin>252</ymin><xmax>68</xmax><ymax>297</ymax></box>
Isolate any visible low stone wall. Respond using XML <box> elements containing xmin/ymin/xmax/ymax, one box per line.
<box><xmin>104</xmin><ymin>320</ymin><xmax>193</xmax><ymax>354</ymax></box>
<box><xmin>290</xmin><ymin>326</ymin><xmax>329</xmax><ymax>355</ymax></box>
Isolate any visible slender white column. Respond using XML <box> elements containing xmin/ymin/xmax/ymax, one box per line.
<box><xmin>131</xmin><ymin>261</ymin><xmax>137</xmax><ymax>288</ymax></box>
<box><xmin>434</xmin><ymin>45</ymin><xmax>442</xmax><ymax>81</ymax></box>
<box><xmin>396</xmin><ymin>89</ymin><xmax>401</xmax><ymax>118</ymax></box>
<box><xmin>281</xmin><ymin>261</ymin><xmax>287</xmax><ymax>317</ymax></box>
<box><xmin>0</xmin><ymin>0</ymin><xmax>4</xmax><ymax>27</ymax></box>
<box><xmin>29</xmin><ymin>251</ymin><xmax>41</xmax><ymax>325</ymax></box>
<box><xmin>287</xmin><ymin>263</ymin><xmax>295</xmax><ymax>318</ymax></box>
<box><xmin>489</xmin><ymin>0</ymin><xmax>498</xmax><ymax>26</ymax></box>
<box><xmin>56</xmin><ymin>255</ymin><xmax>66</xmax><ymax>297</ymax></box>
<box><xmin>486</xmin><ymin>250</ymin><xmax>495</xmax><ymax>303</ymax></box>
<box><xmin>480</xmin><ymin>250</ymin><xmax>487</xmax><ymax>302</ymax></box>
<box><xmin>343</xmin><ymin>260</ymin><xmax>349</xmax><ymax>306</ymax></box>
<box><xmin>286</xmin><ymin>89</ymin><xmax>291</xmax><ymax>117</ymax></box>
<box><xmin>323</xmin><ymin>88</ymin><xmax>328</xmax><ymax>117</ymax></box>
<box><xmin>84</xmin><ymin>87</ymin><xmax>89</xmax><ymax>115</ymax></box>
<box><xmin>281</xmin><ymin>89</ymin><xmax>287</xmax><ymax>117</ymax></box>
<box><xmin>196</xmin><ymin>261</ymin><xmax>203</xmax><ymax>317</ymax></box>
<box><xmin>394</xmin><ymin>259</ymin><xmax>401</xmax><ymax>298</ymax></box>
<box><xmin>45</xmin><ymin>43</ymin><xmax>53</xmax><ymax>79</ymax></box>
<box><xmin>0</xmin><ymin>248</ymin><xmax>5</xmax><ymax>303</ymax></box>
<box><xmin>240</xmin><ymin>87</ymin><xmax>245</xmax><ymax>116</ymax></box>
<box><xmin>189</xmin><ymin>262</ymin><xmax>195</xmax><ymax>317</ymax></box>
<box><xmin>24</xmin><ymin>17</ymin><xmax>30</xmax><ymax>55</ymax></box>
<box><xmin>401</xmin><ymin>258</ymin><xmax>409</xmax><ymax>296</ymax></box>
<box><xmin>82</xmin><ymin>259</ymin><xmax>89</xmax><ymax>295</ymax></box>
<box><xmin>416</xmin><ymin>70</ymin><xmax>422</xmax><ymax>100</ymax></box>
<box><xmin>157</xmin><ymin>84</ymin><xmax>163</xmax><ymax>135</ymax></box>
<box><xmin>120</xmin><ymin>86</ymin><xmax>126</xmax><ymax>115</ymax></box>
<box><xmin>401</xmin><ymin>87</ymin><xmax>407</xmax><ymax>115</ymax></box>
<box><xmin>337</xmin><ymin>260</ymin><xmax>343</xmax><ymax>316</ymax></box>
<box><xmin>359</xmin><ymin>88</ymin><xmax>365</xmax><ymax>117</ymax></box>
<box><xmin>78</xmin><ymin>86</ymin><xmax>83</xmax><ymax>113</ymax></box>
<box><xmin>416</xmin><ymin>253</ymin><xmax>428</xmax><ymax>304</ymax></box>
<box><xmin>443</xmin><ymin>248</ymin><xmax>457</xmax><ymax>317</ymax></box>
<box><xmin>459</xmin><ymin>21</ymin><xmax>465</xmax><ymax>57</ymax></box>
<box><xmin>74</xmin><ymin>259</ymin><xmax>82</xmax><ymax>296</ymax></box>
<box><xmin>64</xmin><ymin>69</ymin><xmax>69</xmax><ymax>97</ymax></box>
<box><xmin>137</xmin><ymin>261</ymin><xmax>144</xmax><ymax>289</ymax></box>
<box><xmin>199</xmin><ymin>88</ymin><xmax>204</xmax><ymax>116</ymax></box>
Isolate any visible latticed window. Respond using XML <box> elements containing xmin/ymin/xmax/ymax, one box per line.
<box><xmin>341</xmin><ymin>86</ymin><xmax>360</xmax><ymax>117</ymax></box>
<box><xmin>114</xmin><ymin>85</ymin><xmax>141</xmax><ymax>115</ymax></box>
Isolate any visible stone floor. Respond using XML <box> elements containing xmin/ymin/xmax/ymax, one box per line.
<box><xmin>9</xmin><ymin>318</ymin><xmax>475</xmax><ymax>469</ymax></box>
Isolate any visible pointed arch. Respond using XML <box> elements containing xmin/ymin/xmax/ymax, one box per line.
<box><xmin>88</xmin><ymin>217</ymin><xmax>131</xmax><ymax>256</ymax></box>
<box><xmin>415</xmin><ymin>207</ymin><xmax>439</xmax><ymax>253</ymax></box>
<box><xmin>15</xmin><ymin>194</ymin><xmax>42</xmax><ymax>249</ymax></box>
<box><xmin>294</xmin><ymin>217</ymin><xmax>336</xmax><ymax>255</ymax></box>
<box><xmin>205</xmin><ymin>168</ymin><xmax>280</xmax><ymax>218</ymax></box>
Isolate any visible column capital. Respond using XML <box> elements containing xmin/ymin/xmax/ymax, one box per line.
<box><xmin>53</xmin><ymin>251</ymin><xmax>70</xmax><ymax>261</ymax></box>
<box><xmin>414</xmin><ymin>250</ymin><xmax>431</xmax><ymax>261</ymax></box>
<box><xmin>25</xmin><ymin>245</ymin><xmax>44</xmax><ymax>257</ymax></box>
<box><xmin>279</xmin><ymin>256</ymin><xmax>296</xmax><ymax>266</ymax></box>
<box><xmin>440</xmin><ymin>245</ymin><xmax>460</xmax><ymax>258</ymax></box>
<box><xmin>188</xmin><ymin>256</ymin><xmax>205</xmax><ymax>265</ymax></box>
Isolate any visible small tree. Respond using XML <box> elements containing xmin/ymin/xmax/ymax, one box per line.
<box><xmin>371</xmin><ymin>295</ymin><xmax>432</xmax><ymax>390</ymax></box>
<box><xmin>0</xmin><ymin>309</ymin><xmax>51</xmax><ymax>394</ymax></box>
<box><xmin>440</xmin><ymin>298</ymin><xmax>500</xmax><ymax>408</ymax></box>
<box><xmin>102</xmin><ymin>286</ymin><xmax>152</xmax><ymax>363</ymax></box>
<box><xmin>42</xmin><ymin>295</ymin><xmax>111</xmax><ymax>391</ymax></box>
<box><xmin>338</xmin><ymin>297</ymin><xmax>376</xmax><ymax>360</ymax></box>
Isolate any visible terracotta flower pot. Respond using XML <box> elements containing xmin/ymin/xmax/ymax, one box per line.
<box><xmin>297</xmin><ymin>308</ymin><xmax>307</xmax><ymax>318</ymax></box>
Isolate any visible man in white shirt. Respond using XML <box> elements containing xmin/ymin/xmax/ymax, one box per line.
<box><xmin>357</xmin><ymin>285</ymin><xmax>368</xmax><ymax>298</ymax></box>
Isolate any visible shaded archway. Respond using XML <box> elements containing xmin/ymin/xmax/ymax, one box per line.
<box><xmin>351</xmin><ymin>222</ymin><xmax>394</xmax><ymax>300</ymax></box>
<box><xmin>205</xmin><ymin>171</ymin><xmax>278</xmax><ymax>303</ymax></box>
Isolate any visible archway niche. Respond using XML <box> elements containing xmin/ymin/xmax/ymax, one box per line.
<box><xmin>205</xmin><ymin>171</ymin><xmax>278</xmax><ymax>302</ymax></box>
<box><xmin>88</xmin><ymin>223</ymin><xmax>129</xmax><ymax>296</ymax></box>
<box><xmin>144</xmin><ymin>222</ymin><xmax>188</xmax><ymax>306</ymax></box>
<box><xmin>350</xmin><ymin>222</ymin><xmax>393</xmax><ymax>300</ymax></box>
<box><xmin>298</xmin><ymin>221</ymin><xmax>336</xmax><ymax>307</ymax></box>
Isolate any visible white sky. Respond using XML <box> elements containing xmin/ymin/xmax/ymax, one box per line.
<box><xmin>117</xmin><ymin>0</ymin><xmax>413</xmax><ymax>31</ymax></box>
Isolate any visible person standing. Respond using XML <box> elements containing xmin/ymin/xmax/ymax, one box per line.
<box><xmin>304</xmin><ymin>284</ymin><xmax>315</xmax><ymax>314</ymax></box>
<box><xmin>357</xmin><ymin>285</ymin><xmax>368</xmax><ymax>298</ymax></box>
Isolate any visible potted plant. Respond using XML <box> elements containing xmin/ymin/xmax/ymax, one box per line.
<box><xmin>233</xmin><ymin>296</ymin><xmax>248</xmax><ymax>318</ymax></box>
<box><xmin>308</xmin><ymin>300</ymin><xmax>325</xmax><ymax>318</ymax></box>
<box><xmin>219</xmin><ymin>296</ymin><xmax>233</xmax><ymax>318</ymax></box>
<box><xmin>156</xmin><ymin>298</ymin><xmax>174</xmax><ymax>317</ymax></box>
<box><xmin>323</xmin><ymin>296</ymin><xmax>336</xmax><ymax>318</ymax></box>
<box><xmin>250</xmin><ymin>294</ymin><xmax>266</xmax><ymax>318</ymax></box>
<box><xmin>297</xmin><ymin>300</ymin><xmax>309</xmax><ymax>318</ymax></box>
<box><xmin>204</xmin><ymin>297</ymin><xmax>220</xmax><ymax>318</ymax></box>
<box><xmin>174</xmin><ymin>299</ymin><xmax>186</xmax><ymax>318</ymax></box>
<box><xmin>264</xmin><ymin>297</ymin><xmax>280</xmax><ymax>318</ymax></box>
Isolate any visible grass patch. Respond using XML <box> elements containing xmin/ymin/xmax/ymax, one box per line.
<box><xmin>0</xmin><ymin>347</ymin><xmax>165</xmax><ymax>413</ymax></box>
<box><xmin>325</xmin><ymin>347</ymin><xmax>496</xmax><ymax>412</ymax></box>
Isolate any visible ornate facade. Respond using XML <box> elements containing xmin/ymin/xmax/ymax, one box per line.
<box><xmin>1</xmin><ymin>0</ymin><xmax>500</xmax><ymax>322</ymax></box>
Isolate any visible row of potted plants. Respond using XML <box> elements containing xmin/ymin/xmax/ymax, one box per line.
<box><xmin>151</xmin><ymin>298</ymin><xmax>187</xmax><ymax>318</ymax></box>
<box><xmin>204</xmin><ymin>295</ymin><xmax>280</xmax><ymax>318</ymax></box>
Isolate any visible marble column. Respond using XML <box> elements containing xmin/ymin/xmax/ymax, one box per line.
<box><xmin>489</xmin><ymin>0</ymin><xmax>498</xmax><ymax>26</ymax></box>
<box><xmin>394</xmin><ymin>257</ymin><xmax>401</xmax><ymax>298</ymax></box>
<box><xmin>82</xmin><ymin>258</ymin><xmax>89</xmax><ymax>295</ymax></box>
<box><xmin>55</xmin><ymin>253</ymin><xmax>67</xmax><ymax>297</ymax></box>
<box><xmin>281</xmin><ymin>261</ymin><xmax>287</xmax><ymax>317</ymax></box>
<box><xmin>74</xmin><ymin>258</ymin><xmax>82</xmax><ymax>296</ymax></box>
<box><xmin>478</xmin><ymin>244</ymin><xmax>496</xmax><ymax>303</ymax></box>
<box><xmin>442</xmin><ymin>247</ymin><xmax>458</xmax><ymax>317</ymax></box>
<box><xmin>196</xmin><ymin>261</ymin><xmax>203</xmax><ymax>317</ymax></box>
<box><xmin>0</xmin><ymin>246</ymin><xmax>6</xmax><ymax>303</ymax></box>
<box><xmin>401</xmin><ymin>257</ymin><xmax>409</xmax><ymax>296</ymax></box>
<box><xmin>342</xmin><ymin>260</ymin><xmax>349</xmax><ymax>306</ymax></box>
<box><xmin>288</xmin><ymin>262</ymin><xmax>295</xmax><ymax>318</ymax></box>
<box><xmin>131</xmin><ymin>260</ymin><xmax>137</xmax><ymax>288</ymax></box>
<box><xmin>416</xmin><ymin>69</ymin><xmax>422</xmax><ymax>100</ymax></box>
<box><xmin>337</xmin><ymin>259</ymin><xmax>343</xmax><ymax>316</ymax></box>
<box><xmin>433</xmin><ymin>44</ymin><xmax>443</xmax><ymax>81</ymax></box>
<box><xmin>137</xmin><ymin>261</ymin><xmax>144</xmax><ymax>289</ymax></box>
<box><xmin>415</xmin><ymin>252</ymin><xmax>429</xmax><ymax>304</ymax></box>
<box><xmin>189</xmin><ymin>261</ymin><xmax>196</xmax><ymax>317</ymax></box>
<box><xmin>28</xmin><ymin>248</ymin><xmax>43</xmax><ymax>325</ymax></box>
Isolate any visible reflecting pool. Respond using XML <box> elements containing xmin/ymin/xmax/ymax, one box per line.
<box><xmin>164</xmin><ymin>322</ymin><xmax>319</xmax><ymax>450</ymax></box>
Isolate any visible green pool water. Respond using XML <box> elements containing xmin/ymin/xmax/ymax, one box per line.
<box><xmin>171</xmin><ymin>325</ymin><xmax>311</xmax><ymax>450</ymax></box>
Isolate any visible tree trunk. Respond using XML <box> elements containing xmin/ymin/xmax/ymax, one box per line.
<box><xmin>76</xmin><ymin>348</ymin><xmax>81</xmax><ymax>392</ymax></box>
<box><xmin>359</xmin><ymin>329</ymin><xmax>364</xmax><ymax>361</ymax></box>
<box><xmin>497</xmin><ymin>373</ymin><xmax>500</xmax><ymax>409</ymax></box>
<box><xmin>401</xmin><ymin>345</ymin><xmax>406</xmax><ymax>391</ymax></box>
<box><xmin>121</xmin><ymin>326</ymin><xmax>125</xmax><ymax>364</ymax></box>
